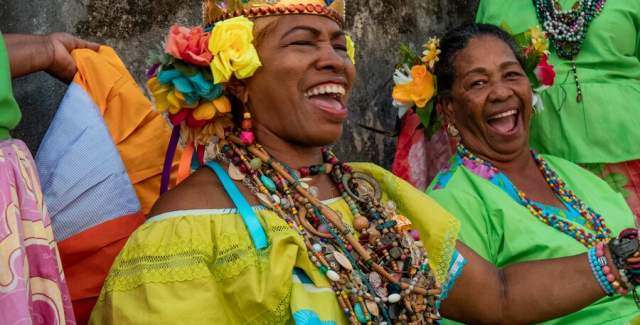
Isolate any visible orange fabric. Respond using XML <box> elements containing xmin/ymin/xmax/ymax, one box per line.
<box><xmin>58</xmin><ymin>212</ymin><xmax>146</xmax><ymax>325</ymax></box>
<box><xmin>177</xmin><ymin>142</ymin><xmax>195</xmax><ymax>185</ymax></box>
<box><xmin>71</xmin><ymin>46</ymin><xmax>181</xmax><ymax>214</ymax></box>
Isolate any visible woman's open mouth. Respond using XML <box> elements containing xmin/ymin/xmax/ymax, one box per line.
<box><xmin>304</xmin><ymin>83</ymin><xmax>348</xmax><ymax>119</ymax></box>
<box><xmin>486</xmin><ymin>109</ymin><xmax>520</xmax><ymax>136</ymax></box>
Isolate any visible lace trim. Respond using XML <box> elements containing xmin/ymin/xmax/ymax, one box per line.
<box><xmin>249</xmin><ymin>289</ymin><xmax>292</xmax><ymax>325</ymax></box>
<box><xmin>101</xmin><ymin>234</ymin><xmax>274</xmax><ymax>295</ymax></box>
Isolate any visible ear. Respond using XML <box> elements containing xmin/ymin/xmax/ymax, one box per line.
<box><xmin>438</xmin><ymin>97</ymin><xmax>456</xmax><ymax>126</ymax></box>
<box><xmin>226</xmin><ymin>77</ymin><xmax>249</xmax><ymax>106</ymax></box>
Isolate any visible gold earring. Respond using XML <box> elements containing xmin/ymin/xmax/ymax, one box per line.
<box><xmin>447</xmin><ymin>124</ymin><xmax>459</xmax><ymax>137</ymax></box>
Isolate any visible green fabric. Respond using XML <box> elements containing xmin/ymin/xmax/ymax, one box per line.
<box><xmin>0</xmin><ymin>32</ymin><xmax>21</xmax><ymax>140</ymax></box>
<box><xmin>477</xmin><ymin>0</ymin><xmax>640</xmax><ymax>164</ymax></box>
<box><xmin>428</xmin><ymin>154</ymin><xmax>638</xmax><ymax>324</ymax></box>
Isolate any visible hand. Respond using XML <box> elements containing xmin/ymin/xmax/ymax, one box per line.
<box><xmin>45</xmin><ymin>33</ymin><xmax>100</xmax><ymax>83</ymax></box>
<box><xmin>4</xmin><ymin>33</ymin><xmax>100</xmax><ymax>83</ymax></box>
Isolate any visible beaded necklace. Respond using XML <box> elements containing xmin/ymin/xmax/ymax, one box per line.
<box><xmin>457</xmin><ymin>145</ymin><xmax>611</xmax><ymax>247</ymax></box>
<box><xmin>533</xmin><ymin>0</ymin><xmax>606</xmax><ymax>102</ymax></box>
<box><xmin>218</xmin><ymin>134</ymin><xmax>442</xmax><ymax>324</ymax></box>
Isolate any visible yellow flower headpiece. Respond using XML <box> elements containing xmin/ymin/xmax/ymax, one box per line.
<box><xmin>203</xmin><ymin>0</ymin><xmax>345</xmax><ymax>26</ymax></box>
<box><xmin>150</xmin><ymin>0</ymin><xmax>353</xmax><ymax>190</ymax></box>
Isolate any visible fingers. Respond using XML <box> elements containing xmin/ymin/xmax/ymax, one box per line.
<box><xmin>48</xmin><ymin>32</ymin><xmax>101</xmax><ymax>53</ymax></box>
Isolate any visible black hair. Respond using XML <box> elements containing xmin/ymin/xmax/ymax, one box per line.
<box><xmin>435</xmin><ymin>23</ymin><xmax>524</xmax><ymax>98</ymax></box>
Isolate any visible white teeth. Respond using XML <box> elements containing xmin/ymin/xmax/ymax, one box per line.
<box><xmin>488</xmin><ymin>109</ymin><xmax>517</xmax><ymax>120</ymax></box>
<box><xmin>304</xmin><ymin>84</ymin><xmax>346</xmax><ymax>98</ymax></box>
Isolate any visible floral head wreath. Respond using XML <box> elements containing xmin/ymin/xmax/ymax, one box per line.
<box><xmin>146</xmin><ymin>0</ymin><xmax>355</xmax><ymax>192</ymax></box>
<box><xmin>390</xmin><ymin>25</ymin><xmax>556</xmax><ymax>138</ymax></box>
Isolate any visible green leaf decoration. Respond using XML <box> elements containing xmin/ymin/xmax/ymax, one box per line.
<box><xmin>603</xmin><ymin>172</ymin><xmax>629</xmax><ymax>197</ymax></box>
<box><xmin>582</xmin><ymin>163</ymin><xmax>605</xmax><ymax>177</ymax></box>
<box><xmin>398</xmin><ymin>43</ymin><xmax>421</xmax><ymax>68</ymax></box>
<box><xmin>174</xmin><ymin>61</ymin><xmax>199</xmax><ymax>76</ymax></box>
<box><xmin>416</xmin><ymin>100</ymin><xmax>433</xmax><ymax>131</ymax></box>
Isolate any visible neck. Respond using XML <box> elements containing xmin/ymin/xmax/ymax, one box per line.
<box><xmin>252</xmin><ymin>124</ymin><xmax>340</xmax><ymax>200</ymax></box>
<box><xmin>253</xmin><ymin>124</ymin><xmax>325</xmax><ymax>169</ymax></box>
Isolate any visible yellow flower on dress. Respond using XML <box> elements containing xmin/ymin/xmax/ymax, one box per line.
<box><xmin>421</xmin><ymin>37</ymin><xmax>441</xmax><ymax>70</ymax></box>
<box><xmin>346</xmin><ymin>34</ymin><xmax>356</xmax><ymax>65</ymax></box>
<box><xmin>209</xmin><ymin>16</ymin><xmax>262</xmax><ymax>84</ymax></box>
<box><xmin>147</xmin><ymin>77</ymin><xmax>190</xmax><ymax>114</ymax></box>
<box><xmin>192</xmin><ymin>101</ymin><xmax>217</xmax><ymax>121</ymax></box>
<box><xmin>212</xmin><ymin>95</ymin><xmax>232</xmax><ymax>113</ymax></box>
<box><xmin>528</xmin><ymin>26</ymin><xmax>548</xmax><ymax>54</ymax></box>
<box><xmin>392</xmin><ymin>64</ymin><xmax>435</xmax><ymax>108</ymax></box>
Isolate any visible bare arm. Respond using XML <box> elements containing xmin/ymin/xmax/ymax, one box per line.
<box><xmin>441</xmin><ymin>241</ymin><xmax>609</xmax><ymax>324</ymax></box>
<box><xmin>4</xmin><ymin>33</ymin><xmax>99</xmax><ymax>83</ymax></box>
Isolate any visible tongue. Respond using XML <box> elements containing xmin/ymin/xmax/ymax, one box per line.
<box><xmin>487</xmin><ymin>115</ymin><xmax>516</xmax><ymax>134</ymax></box>
<box><xmin>309</xmin><ymin>95</ymin><xmax>344</xmax><ymax>112</ymax></box>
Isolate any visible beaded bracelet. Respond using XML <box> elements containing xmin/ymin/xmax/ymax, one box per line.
<box><xmin>609</xmin><ymin>229</ymin><xmax>640</xmax><ymax>286</ymax></box>
<box><xmin>596</xmin><ymin>242</ymin><xmax>627</xmax><ymax>295</ymax></box>
<box><xmin>588</xmin><ymin>245</ymin><xmax>616</xmax><ymax>296</ymax></box>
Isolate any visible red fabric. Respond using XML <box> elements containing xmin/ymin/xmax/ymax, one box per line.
<box><xmin>58</xmin><ymin>212</ymin><xmax>145</xmax><ymax>325</ymax></box>
<box><xmin>392</xmin><ymin>111</ymin><xmax>455</xmax><ymax>190</ymax></box>
<box><xmin>392</xmin><ymin>111</ymin><xmax>428</xmax><ymax>190</ymax></box>
<box><xmin>605</xmin><ymin>160</ymin><xmax>640</xmax><ymax>225</ymax></box>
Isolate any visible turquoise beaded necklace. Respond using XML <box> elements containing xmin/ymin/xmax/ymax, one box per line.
<box><xmin>457</xmin><ymin>145</ymin><xmax>611</xmax><ymax>248</ymax></box>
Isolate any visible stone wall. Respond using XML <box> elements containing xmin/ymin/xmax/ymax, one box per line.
<box><xmin>0</xmin><ymin>0</ymin><xmax>477</xmax><ymax>166</ymax></box>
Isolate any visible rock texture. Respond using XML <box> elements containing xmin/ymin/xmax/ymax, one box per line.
<box><xmin>0</xmin><ymin>0</ymin><xmax>477</xmax><ymax>166</ymax></box>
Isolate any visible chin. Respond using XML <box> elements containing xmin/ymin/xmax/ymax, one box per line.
<box><xmin>303</xmin><ymin>125</ymin><xmax>344</xmax><ymax>147</ymax></box>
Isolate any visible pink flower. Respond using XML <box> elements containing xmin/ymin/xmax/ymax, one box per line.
<box><xmin>165</xmin><ymin>25</ymin><xmax>213</xmax><ymax>66</ymax></box>
<box><xmin>534</xmin><ymin>54</ymin><xmax>556</xmax><ymax>87</ymax></box>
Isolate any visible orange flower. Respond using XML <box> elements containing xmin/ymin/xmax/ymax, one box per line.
<box><xmin>165</xmin><ymin>25</ymin><xmax>213</xmax><ymax>66</ymax></box>
<box><xmin>392</xmin><ymin>65</ymin><xmax>435</xmax><ymax>108</ymax></box>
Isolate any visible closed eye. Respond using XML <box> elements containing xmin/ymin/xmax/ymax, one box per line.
<box><xmin>505</xmin><ymin>71</ymin><xmax>524</xmax><ymax>79</ymax></box>
<box><xmin>290</xmin><ymin>40</ymin><xmax>315</xmax><ymax>47</ymax></box>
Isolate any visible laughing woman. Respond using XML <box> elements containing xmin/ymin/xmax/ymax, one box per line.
<box><xmin>428</xmin><ymin>24</ymin><xmax>638</xmax><ymax>324</ymax></box>
<box><xmin>90</xmin><ymin>2</ymin><xmax>640</xmax><ymax>324</ymax></box>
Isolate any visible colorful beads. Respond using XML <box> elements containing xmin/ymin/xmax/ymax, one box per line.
<box><xmin>457</xmin><ymin>145</ymin><xmax>611</xmax><ymax>248</ymax></box>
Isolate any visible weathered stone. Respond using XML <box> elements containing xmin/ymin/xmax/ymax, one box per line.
<box><xmin>1</xmin><ymin>0</ymin><xmax>478</xmax><ymax>164</ymax></box>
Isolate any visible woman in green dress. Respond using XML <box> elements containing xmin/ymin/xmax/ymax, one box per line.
<box><xmin>91</xmin><ymin>2</ymin><xmax>640</xmax><ymax>324</ymax></box>
<box><xmin>476</xmin><ymin>0</ymin><xmax>640</xmax><ymax>221</ymax></box>
<box><xmin>428</xmin><ymin>23</ymin><xmax>639</xmax><ymax>323</ymax></box>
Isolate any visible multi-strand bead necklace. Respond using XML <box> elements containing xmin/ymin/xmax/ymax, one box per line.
<box><xmin>218</xmin><ymin>134</ymin><xmax>442</xmax><ymax>324</ymax></box>
<box><xmin>458</xmin><ymin>145</ymin><xmax>611</xmax><ymax>248</ymax></box>
<box><xmin>533</xmin><ymin>0</ymin><xmax>606</xmax><ymax>102</ymax></box>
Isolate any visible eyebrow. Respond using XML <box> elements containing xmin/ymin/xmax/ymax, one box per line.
<box><xmin>461</xmin><ymin>60</ymin><xmax>521</xmax><ymax>78</ymax></box>
<box><xmin>281</xmin><ymin>25</ymin><xmax>345</xmax><ymax>40</ymax></box>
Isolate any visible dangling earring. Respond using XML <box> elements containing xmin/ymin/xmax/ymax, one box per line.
<box><xmin>239</xmin><ymin>94</ymin><xmax>255</xmax><ymax>145</ymax></box>
<box><xmin>447</xmin><ymin>123</ymin><xmax>459</xmax><ymax>137</ymax></box>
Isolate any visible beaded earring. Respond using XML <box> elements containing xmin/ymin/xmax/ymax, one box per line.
<box><xmin>447</xmin><ymin>124</ymin><xmax>459</xmax><ymax>137</ymax></box>
<box><xmin>239</xmin><ymin>93</ymin><xmax>255</xmax><ymax>145</ymax></box>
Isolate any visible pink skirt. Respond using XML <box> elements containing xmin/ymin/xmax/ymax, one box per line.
<box><xmin>0</xmin><ymin>139</ymin><xmax>75</xmax><ymax>325</ymax></box>
<box><xmin>600</xmin><ymin>160</ymin><xmax>640</xmax><ymax>226</ymax></box>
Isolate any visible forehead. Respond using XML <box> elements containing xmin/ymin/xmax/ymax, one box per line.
<box><xmin>453</xmin><ymin>36</ymin><xmax>519</xmax><ymax>75</ymax></box>
<box><xmin>254</xmin><ymin>14</ymin><xmax>343</xmax><ymax>38</ymax></box>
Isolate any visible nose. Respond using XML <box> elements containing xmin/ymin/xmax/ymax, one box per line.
<box><xmin>487</xmin><ymin>81</ymin><xmax>514</xmax><ymax>102</ymax></box>
<box><xmin>315</xmin><ymin>43</ymin><xmax>346</xmax><ymax>74</ymax></box>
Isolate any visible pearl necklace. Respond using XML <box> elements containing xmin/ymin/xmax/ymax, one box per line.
<box><xmin>219</xmin><ymin>135</ymin><xmax>442</xmax><ymax>324</ymax></box>
<box><xmin>533</xmin><ymin>0</ymin><xmax>606</xmax><ymax>102</ymax></box>
<box><xmin>458</xmin><ymin>145</ymin><xmax>611</xmax><ymax>247</ymax></box>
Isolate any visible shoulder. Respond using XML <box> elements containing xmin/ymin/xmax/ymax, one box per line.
<box><xmin>149</xmin><ymin>167</ymin><xmax>238</xmax><ymax>217</ymax></box>
<box><xmin>542</xmin><ymin>154</ymin><xmax>609</xmax><ymax>187</ymax></box>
